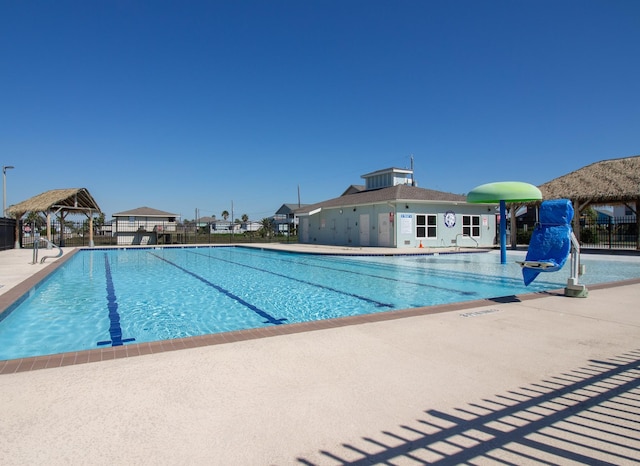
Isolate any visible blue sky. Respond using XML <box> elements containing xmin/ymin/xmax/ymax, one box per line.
<box><xmin>1</xmin><ymin>0</ymin><xmax>639</xmax><ymax>221</ymax></box>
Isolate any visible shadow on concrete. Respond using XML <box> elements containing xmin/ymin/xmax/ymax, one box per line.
<box><xmin>299</xmin><ymin>350</ymin><xmax>640</xmax><ymax>465</ymax></box>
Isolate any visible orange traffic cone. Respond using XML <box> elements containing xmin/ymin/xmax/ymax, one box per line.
<box><xmin>419</xmin><ymin>240</ymin><xmax>423</xmax><ymax>248</ymax></box>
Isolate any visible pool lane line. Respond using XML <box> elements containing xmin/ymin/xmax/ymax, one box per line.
<box><xmin>312</xmin><ymin>254</ymin><xmax>563</xmax><ymax>289</ymax></box>
<box><xmin>148</xmin><ymin>252</ymin><xmax>287</xmax><ymax>325</ymax></box>
<box><xmin>230</xmin><ymin>248</ymin><xmax>478</xmax><ymax>297</ymax></box>
<box><xmin>97</xmin><ymin>253</ymin><xmax>136</xmax><ymax>347</ymax></box>
<box><xmin>187</xmin><ymin>250</ymin><xmax>395</xmax><ymax>308</ymax></box>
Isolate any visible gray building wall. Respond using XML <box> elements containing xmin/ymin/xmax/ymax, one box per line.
<box><xmin>300</xmin><ymin>202</ymin><xmax>496</xmax><ymax>249</ymax></box>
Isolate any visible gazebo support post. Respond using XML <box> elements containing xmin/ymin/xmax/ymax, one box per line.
<box><xmin>46</xmin><ymin>211</ymin><xmax>52</xmax><ymax>242</ymax></box>
<box><xmin>636</xmin><ymin>197</ymin><xmax>640</xmax><ymax>250</ymax></box>
<box><xmin>59</xmin><ymin>212</ymin><xmax>66</xmax><ymax>247</ymax></box>
<box><xmin>13</xmin><ymin>212</ymin><xmax>24</xmax><ymax>249</ymax></box>
<box><xmin>573</xmin><ymin>199</ymin><xmax>591</xmax><ymax>244</ymax></box>
<box><xmin>88</xmin><ymin>210</ymin><xmax>95</xmax><ymax>247</ymax></box>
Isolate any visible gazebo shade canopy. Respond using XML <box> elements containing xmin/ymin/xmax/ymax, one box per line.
<box><xmin>539</xmin><ymin>155</ymin><xmax>640</xmax><ymax>204</ymax></box>
<box><xmin>467</xmin><ymin>181</ymin><xmax>543</xmax><ymax>204</ymax></box>
<box><xmin>6</xmin><ymin>188</ymin><xmax>101</xmax><ymax>216</ymax></box>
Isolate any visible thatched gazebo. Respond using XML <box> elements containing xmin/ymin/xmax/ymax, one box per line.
<box><xmin>6</xmin><ymin>188</ymin><xmax>101</xmax><ymax>248</ymax></box>
<box><xmin>539</xmin><ymin>155</ymin><xmax>640</xmax><ymax>248</ymax></box>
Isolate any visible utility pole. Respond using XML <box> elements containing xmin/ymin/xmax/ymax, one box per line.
<box><xmin>410</xmin><ymin>154</ymin><xmax>415</xmax><ymax>186</ymax></box>
<box><xmin>3</xmin><ymin>165</ymin><xmax>15</xmax><ymax>216</ymax></box>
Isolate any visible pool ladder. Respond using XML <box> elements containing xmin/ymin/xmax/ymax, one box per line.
<box><xmin>32</xmin><ymin>237</ymin><xmax>64</xmax><ymax>264</ymax></box>
<box><xmin>454</xmin><ymin>233</ymin><xmax>479</xmax><ymax>250</ymax></box>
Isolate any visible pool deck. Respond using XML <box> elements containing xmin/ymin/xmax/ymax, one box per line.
<box><xmin>1</xmin><ymin>245</ymin><xmax>639</xmax><ymax>464</ymax></box>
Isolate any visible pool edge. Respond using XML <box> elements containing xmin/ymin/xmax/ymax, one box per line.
<box><xmin>2</xmin><ymin>276</ymin><xmax>640</xmax><ymax>375</ymax></box>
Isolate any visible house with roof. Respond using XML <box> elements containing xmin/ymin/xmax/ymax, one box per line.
<box><xmin>112</xmin><ymin>206</ymin><xmax>178</xmax><ymax>245</ymax></box>
<box><xmin>274</xmin><ymin>203</ymin><xmax>308</xmax><ymax>235</ymax></box>
<box><xmin>296</xmin><ymin>167</ymin><xmax>497</xmax><ymax>249</ymax></box>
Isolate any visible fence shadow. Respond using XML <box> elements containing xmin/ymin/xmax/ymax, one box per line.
<box><xmin>298</xmin><ymin>350</ymin><xmax>640</xmax><ymax>465</ymax></box>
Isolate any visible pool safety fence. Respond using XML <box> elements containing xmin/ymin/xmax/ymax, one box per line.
<box><xmin>513</xmin><ymin>214</ymin><xmax>639</xmax><ymax>251</ymax></box>
<box><xmin>17</xmin><ymin>219</ymin><xmax>296</xmax><ymax>248</ymax></box>
<box><xmin>579</xmin><ymin>215</ymin><xmax>639</xmax><ymax>250</ymax></box>
<box><xmin>10</xmin><ymin>216</ymin><xmax>639</xmax><ymax>250</ymax></box>
<box><xmin>0</xmin><ymin>217</ymin><xmax>17</xmax><ymax>251</ymax></box>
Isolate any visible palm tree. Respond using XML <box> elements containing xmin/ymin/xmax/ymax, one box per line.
<box><xmin>221</xmin><ymin>210</ymin><xmax>229</xmax><ymax>221</ymax></box>
<box><xmin>241</xmin><ymin>213</ymin><xmax>249</xmax><ymax>223</ymax></box>
<box><xmin>93</xmin><ymin>212</ymin><xmax>106</xmax><ymax>235</ymax></box>
<box><xmin>25</xmin><ymin>211</ymin><xmax>45</xmax><ymax>229</ymax></box>
<box><xmin>258</xmin><ymin>217</ymin><xmax>273</xmax><ymax>238</ymax></box>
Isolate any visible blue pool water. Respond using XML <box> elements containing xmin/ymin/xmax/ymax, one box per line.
<box><xmin>1</xmin><ymin>246</ymin><xmax>639</xmax><ymax>361</ymax></box>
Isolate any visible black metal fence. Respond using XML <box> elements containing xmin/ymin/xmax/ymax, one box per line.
<box><xmin>515</xmin><ymin>215</ymin><xmax>638</xmax><ymax>250</ymax></box>
<box><xmin>0</xmin><ymin>217</ymin><xmax>16</xmax><ymax>251</ymax></box>
<box><xmin>17</xmin><ymin>220</ymin><xmax>295</xmax><ymax>248</ymax></box>
<box><xmin>579</xmin><ymin>215</ymin><xmax>638</xmax><ymax>250</ymax></box>
<box><xmin>9</xmin><ymin>217</ymin><xmax>638</xmax><ymax>250</ymax></box>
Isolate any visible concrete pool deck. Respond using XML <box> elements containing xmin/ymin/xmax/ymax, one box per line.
<box><xmin>0</xmin><ymin>245</ymin><xmax>639</xmax><ymax>464</ymax></box>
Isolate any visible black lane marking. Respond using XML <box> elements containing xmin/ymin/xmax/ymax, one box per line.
<box><xmin>148</xmin><ymin>252</ymin><xmax>287</xmax><ymax>325</ymax></box>
<box><xmin>232</xmin><ymin>248</ymin><xmax>478</xmax><ymax>297</ymax></box>
<box><xmin>97</xmin><ymin>253</ymin><xmax>136</xmax><ymax>347</ymax></box>
<box><xmin>188</xmin><ymin>250</ymin><xmax>394</xmax><ymax>308</ymax></box>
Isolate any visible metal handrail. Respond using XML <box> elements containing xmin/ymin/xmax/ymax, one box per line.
<box><xmin>32</xmin><ymin>237</ymin><xmax>63</xmax><ymax>264</ymax></box>
<box><xmin>455</xmin><ymin>233</ymin><xmax>479</xmax><ymax>249</ymax></box>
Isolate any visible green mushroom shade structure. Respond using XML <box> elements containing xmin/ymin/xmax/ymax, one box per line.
<box><xmin>467</xmin><ymin>181</ymin><xmax>543</xmax><ymax>264</ymax></box>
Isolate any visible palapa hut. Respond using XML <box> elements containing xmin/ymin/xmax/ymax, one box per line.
<box><xmin>539</xmin><ymin>155</ymin><xmax>640</xmax><ymax>248</ymax></box>
<box><xmin>6</xmin><ymin>188</ymin><xmax>101</xmax><ymax>248</ymax></box>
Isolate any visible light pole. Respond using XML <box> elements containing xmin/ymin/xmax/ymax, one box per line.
<box><xmin>2</xmin><ymin>165</ymin><xmax>14</xmax><ymax>217</ymax></box>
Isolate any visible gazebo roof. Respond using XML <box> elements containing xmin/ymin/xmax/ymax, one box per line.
<box><xmin>6</xmin><ymin>188</ymin><xmax>101</xmax><ymax>217</ymax></box>
<box><xmin>539</xmin><ymin>155</ymin><xmax>640</xmax><ymax>204</ymax></box>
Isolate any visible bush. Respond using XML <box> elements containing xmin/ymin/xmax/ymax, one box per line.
<box><xmin>516</xmin><ymin>229</ymin><xmax>533</xmax><ymax>245</ymax></box>
<box><xmin>580</xmin><ymin>228</ymin><xmax>598</xmax><ymax>244</ymax></box>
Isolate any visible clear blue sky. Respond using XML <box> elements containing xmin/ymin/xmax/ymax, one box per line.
<box><xmin>2</xmin><ymin>0</ymin><xmax>639</xmax><ymax>221</ymax></box>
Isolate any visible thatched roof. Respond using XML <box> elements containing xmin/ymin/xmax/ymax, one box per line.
<box><xmin>6</xmin><ymin>188</ymin><xmax>101</xmax><ymax>217</ymax></box>
<box><xmin>539</xmin><ymin>155</ymin><xmax>640</xmax><ymax>204</ymax></box>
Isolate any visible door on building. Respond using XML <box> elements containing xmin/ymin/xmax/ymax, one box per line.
<box><xmin>378</xmin><ymin>212</ymin><xmax>391</xmax><ymax>247</ymax></box>
<box><xmin>301</xmin><ymin>217</ymin><xmax>309</xmax><ymax>242</ymax></box>
<box><xmin>359</xmin><ymin>214</ymin><xmax>370</xmax><ymax>246</ymax></box>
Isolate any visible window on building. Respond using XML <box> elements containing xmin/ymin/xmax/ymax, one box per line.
<box><xmin>416</xmin><ymin>214</ymin><xmax>437</xmax><ymax>238</ymax></box>
<box><xmin>462</xmin><ymin>215</ymin><xmax>481</xmax><ymax>237</ymax></box>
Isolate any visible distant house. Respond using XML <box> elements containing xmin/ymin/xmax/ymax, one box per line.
<box><xmin>209</xmin><ymin>219</ymin><xmax>240</xmax><ymax>233</ymax></box>
<box><xmin>274</xmin><ymin>203</ymin><xmax>308</xmax><ymax>235</ymax></box>
<box><xmin>241</xmin><ymin>220</ymin><xmax>262</xmax><ymax>232</ymax></box>
<box><xmin>112</xmin><ymin>206</ymin><xmax>178</xmax><ymax>245</ymax></box>
<box><xmin>196</xmin><ymin>216</ymin><xmax>216</xmax><ymax>229</ymax></box>
<box><xmin>296</xmin><ymin>167</ymin><xmax>497</xmax><ymax>249</ymax></box>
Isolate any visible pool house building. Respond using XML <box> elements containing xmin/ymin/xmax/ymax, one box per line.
<box><xmin>296</xmin><ymin>167</ymin><xmax>497</xmax><ymax>249</ymax></box>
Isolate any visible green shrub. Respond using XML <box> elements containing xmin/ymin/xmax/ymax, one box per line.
<box><xmin>516</xmin><ymin>229</ymin><xmax>532</xmax><ymax>245</ymax></box>
<box><xmin>580</xmin><ymin>228</ymin><xmax>598</xmax><ymax>244</ymax></box>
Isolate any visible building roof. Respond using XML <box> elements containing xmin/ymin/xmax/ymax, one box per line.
<box><xmin>113</xmin><ymin>206</ymin><xmax>178</xmax><ymax>218</ymax></box>
<box><xmin>539</xmin><ymin>155</ymin><xmax>640</xmax><ymax>204</ymax></box>
<box><xmin>295</xmin><ymin>184</ymin><xmax>466</xmax><ymax>214</ymax></box>
<box><xmin>341</xmin><ymin>185</ymin><xmax>365</xmax><ymax>196</ymax></box>
<box><xmin>361</xmin><ymin>167</ymin><xmax>413</xmax><ymax>178</ymax></box>
<box><xmin>275</xmin><ymin>203</ymin><xmax>308</xmax><ymax>215</ymax></box>
<box><xmin>6</xmin><ymin>188</ymin><xmax>101</xmax><ymax>217</ymax></box>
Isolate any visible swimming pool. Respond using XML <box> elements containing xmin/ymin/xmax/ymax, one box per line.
<box><xmin>1</xmin><ymin>246</ymin><xmax>640</xmax><ymax>361</ymax></box>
